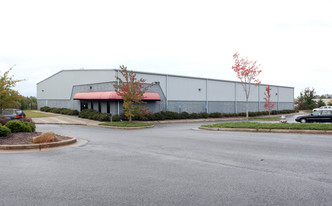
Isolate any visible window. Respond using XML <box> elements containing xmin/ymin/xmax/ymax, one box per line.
<box><xmin>321</xmin><ymin>110</ymin><xmax>332</xmax><ymax>115</ymax></box>
<box><xmin>312</xmin><ymin>111</ymin><xmax>320</xmax><ymax>116</ymax></box>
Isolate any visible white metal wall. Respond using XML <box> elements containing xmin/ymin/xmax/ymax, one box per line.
<box><xmin>37</xmin><ymin>70</ymin><xmax>116</xmax><ymax>99</ymax></box>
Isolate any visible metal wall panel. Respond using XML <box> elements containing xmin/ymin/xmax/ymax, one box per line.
<box><xmin>278</xmin><ymin>87</ymin><xmax>294</xmax><ymax>102</ymax></box>
<box><xmin>134</xmin><ymin>73</ymin><xmax>167</xmax><ymax>94</ymax></box>
<box><xmin>236</xmin><ymin>83</ymin><xmax>259</xmax><ymax>102</ymax></box>
<box><xmin>258</xmin><ymin>85</ymin><xmax>279</xmax><ymax>102</ymax></box>
<box><xmin>208</xmin><ymin>101</ymin><xmax>235</xmax><ymax>113</ymax></box>
<box><xmin>207</xmin><ymin>80</ymin><xmax>235</xmax><ymax>101</ymax></box>
<box><xmin>37</xmin><ymin>70</ymin><xmax>116</xmax><ymax>100</ymax></box>
<box><xmin>168</xmin><ymin>77</ymin><xmax>206</xmax><ymax>101</ymax></box>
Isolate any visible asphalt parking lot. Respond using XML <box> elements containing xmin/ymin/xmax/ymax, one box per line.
<box><xmin>1</xmin><ymin>122</ymin><xmax>332</xmax><ymax>205</ymax></box>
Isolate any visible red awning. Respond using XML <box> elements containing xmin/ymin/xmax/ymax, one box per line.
<box><xmin>73</xmin><ymin>91</ymin><xmax>160</xmax><ymax>101</ymax></box>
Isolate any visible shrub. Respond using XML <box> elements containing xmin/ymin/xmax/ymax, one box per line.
<box><xmin>23</xmin><ymin>121</ymin><xmax>36</xmax><ymax>132</ymax></box>
<box><xmin>78</xmin><ymin>109</ymin><xmax>95</xmax><ymax>118</ymax></box>
<box><xmin>209</xmin><ymin>112</ymin><xmax>222</xmax><ymax>118</ymax></box>
<box><xmin>152</xmin><ymin>112</ymin><xmax>165</xmax><ymax>120</ymax></box>
<box><xmin>0</xmin><ymin>125</ymin><xmax>11</xmax><ymax>137</ymax></box>
<box><xmin>59</xmin><ymin>108</ymin><xmax>79</xmax><ymax>115</ymax></box>
<box><xmin>78</xmin><ymin>109</ymin><xmax>110</xmax><ymax>121</ymax></box>
<box><xmin>40</xmin><ymin>106</ymin><xmax>51</xmax><ymax>112</ymax></box>
<box><xmin>189</xmin><ymin>113</ymin><xmax>199</xmax><ymax>119</ymax></box>
<box><xmin>180</xmin><ymin>112</ymin><xmax>190</xmax><ymax>119</ymax></box>
<box><xmin>198</xmin><ymin>112</ymin><xmax>208</xmax><ymax>118</ymax></box>
<box><xmin>5</xmin><ymin>121</ymin><xmax>28</xmax><ymax>133</ymax></box>
<box><xmin>111</xmin><ymin>114</ymin><xmax>122</xmax><ymax>122</ymax></box>
<box><xmin>40</xmin><ymin>107</ymin><xmax>79</xmax><ymax>116</ymax></box>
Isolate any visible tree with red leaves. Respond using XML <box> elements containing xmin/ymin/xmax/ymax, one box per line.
<box><xmin>114</xmin><ymin>65</ymin><xmax>153</xmax><ymax>122</ymax></box>
<box><xmin>232</xmin><ymin>52</ymin><xmax>262</xmax><ymax>121</ymax></box>
<box><xmin>264</xmin><ymin>85</ymin><xmax>274</xmax><ymax>116</ymax></box>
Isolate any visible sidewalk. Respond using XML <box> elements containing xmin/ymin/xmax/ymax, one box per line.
<box><xmin>32</xmin><ymin>111</ymin><xmax>299</xmax><ymax>126</ymax></box>
<box><xmin>32</xmin><ymin>112</ymin><xmax>102</xmax><ymax>126</ymax></box>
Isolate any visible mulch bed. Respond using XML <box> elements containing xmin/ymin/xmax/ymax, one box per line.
<box><xmin>0</xmin><ymin>132</ymin><xmax>72</xmax><ymax>145</ymax></box>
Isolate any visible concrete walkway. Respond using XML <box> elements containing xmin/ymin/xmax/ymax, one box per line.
<box><xmin>31</xmin><ymin>111</ymin><xmax>300</xmax><ymax>126</ymax></box>
<box><xmin>32</xmin><ymin>112</ymin><xmax>102</xmax><ymax>126</ymax></box>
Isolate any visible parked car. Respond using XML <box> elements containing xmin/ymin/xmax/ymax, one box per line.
<box><xmin>1</xmin><ymin>109</ymin><xmax>26</xmax><ymax>120</ymax></box>
<box><xmin>313</xmin><ymin>106</ymin><xmax>332</xmax><ymax>111</ymax></box>
<box><xmin>295</xmin><ymin>110</ymin><xmax>332</xmax><ymax>123</ymax></box>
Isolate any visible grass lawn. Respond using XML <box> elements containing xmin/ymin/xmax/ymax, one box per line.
<box><xmin>100</xmin><ymin>122</ymin><xmax>153</xmax><ymax>127</ymax></box>
<box><xmin>249</xmin><ymin>117</ymin><xmax>280</xmax><ymax>121</ymax></box>
<box><xmin>201</xmin><ymin>122</ymin><xmax>332</xmax><ymax>130</ymax></box>
<box><xmin>23</xmin><ymin>110</ymin><xmax>56</xmax><ymax>118</ymax></box>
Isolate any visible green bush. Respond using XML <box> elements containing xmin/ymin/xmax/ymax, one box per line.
<box><xmin>40</xmin><ymin>106</ymin><xmax>51</xmax><ymax>112</ymax></box>
<box><xmin>209</xmin><ymin>112</ymin><xmax>222</xmax><ymax>118</ymax></box>
<box><xmin>40</xmin><ymin>107</ymin><xmax>79</xmax><ymax>116</ymax></box>
<box><xmin>23</xmin><ymin>121</ymin><xmax>36</xmax><ymax>132</ymax></box>
<box><xmin>198</xmin><ymin>112</ymin><xmax>208</xmax><ymax>118</ymax></box>
<box><xmin>111</xmin><ymin>114</ymin><xmax>122</xmax><ymax>122</ymax></box>
<box><xmin>189</xmin><ymin>113</ymin><xmax>199</xmax><ymax>119</ymax></box>
<box><xmin>78</xmin><ymin>109</ymin><xmax>110</xmax><ymax>122</ymax></box>
<box><xmin>152</xmin><ymin>112</ymin><xmax>165</xmax><ymax>120</ymax></box>
<box><xmin>180</xmin><ymin>112</ymin><xmax>190</xmax><ymax>119</ymax></box>
<box><xmin>5</xmin><ymin>120</ymin><xmax>34</xmax><ymax>133</ymax></box>
<box><xmin>0</xmin><ymin>125</ymin><xmax>11</xmax><ymax>137</ymax></box>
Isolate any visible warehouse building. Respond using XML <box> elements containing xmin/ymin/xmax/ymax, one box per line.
<box><xmin>37</xmin><ymin>69</ymin><xmax>294</xmax><ymax>114</ymax></box>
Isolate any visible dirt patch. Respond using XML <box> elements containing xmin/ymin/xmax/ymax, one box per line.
<box><xmin>0</xmin><ymin>132</ymin><xmax>72</xmax><ymax>145</ymax></box>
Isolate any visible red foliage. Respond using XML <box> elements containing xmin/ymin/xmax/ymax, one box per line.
<box><xmin>264</xmin><ymin>85</ymin><xmax>275</xmax><ymax>114</ymax></box>
<box><xmin>113</xmin><ymin>65</ymin><xmax>153</xmax><ymax>122</ymax></box>
<box><xmin>232</xmin><ymin>52</ymin><xmax>262</xmax><ymax>87</ymax></box>
<box><xmin>232</xmin><ymin>52</ymin><xmax>262</xmax><ymax>120</ymax></box>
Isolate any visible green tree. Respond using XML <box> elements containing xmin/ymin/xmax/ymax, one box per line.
<box><xmin>329</xmin><ymin>100</ymin><xmax>332</xmax><ymax>106</ymax></box>
<box><xmin>18</xmin><ymin>96</ymin><xmax>37</xmax><ymax>110</ymax></box>
<box><xmin>113</xmin><ymin>65</ymin><xmax>153</xmax><ymax>123</ymax></box>
<box><xmin>0</xmin><ymin>65</ymin><xmax>23</xmax><ymax>111</ymax></box>
<box><xmin>317</xmin><ymin>98</ymin><xmax>326</xmax><ymax>107</ymax></box>
<box><xmin>296</xmin><ymin>87</ymin><xmax>317</xmax><ymax>110</ymax></box>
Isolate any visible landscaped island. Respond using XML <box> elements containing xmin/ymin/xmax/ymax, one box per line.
<box><xmin>201</xmin><ymin>122</ymin><xmax>332</xmax><ymax>131</ymax></box>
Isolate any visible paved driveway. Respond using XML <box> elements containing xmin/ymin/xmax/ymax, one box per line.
<box><xmin>1</xmin><ymin>122</ymin><xmax>332</xmax><ymax>205</ymax></box>
<box><xmin>32</xmin><ymin>113</ymin><xmax>102</xmax><ymax>126</ymax></box>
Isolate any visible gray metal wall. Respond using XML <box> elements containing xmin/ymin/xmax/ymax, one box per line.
<box><xmin>37</xmin><ymin>69</ymin><xmax>294</xmax><ymax>114</ymax></box>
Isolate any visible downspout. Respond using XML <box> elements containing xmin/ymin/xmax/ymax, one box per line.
<box><xmin>166</xmin><ymin>75</ymin><xmax>169</xmax><ymax>110</ymax></box>
<box><xmin>117</xmin><ymin>69</ymin><xmax>120</xmax><ymax>115</ymax></box>
<box><xmin>206</xmin><ymin>79</ymin><xmax>208</xmax><ymax>113</ymax></box>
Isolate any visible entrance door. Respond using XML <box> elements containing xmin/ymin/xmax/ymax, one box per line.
<box><xmin>80</xmin><ymin>101</ymin><xmax>89</xmax><ymax>111</ymax></box>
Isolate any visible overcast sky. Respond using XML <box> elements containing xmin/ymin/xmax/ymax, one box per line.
<box><xmin>1</xmin><ymin>0</ymin><xmax>331</xmax><ymax>98</ymax></box>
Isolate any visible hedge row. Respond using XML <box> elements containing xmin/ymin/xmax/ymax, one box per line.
<box><xmin>78</xmin><ymin>109</ymin><xmax>111</xmax><ymax>121</ymax></box>
<box><xmin>0</xmin><ymin>119</ymin><xmax>36</xmax><ymax>138</ymax></box>
<box><xmin>40</xmin><ymin>106</ymin><xmax>79</xmax><ymax>115</ymax></box>
<box><xmin>76</xmin><ymin>109</ymin><xmax>297</xmax><ymax>122</ymax></box>
<box><xmin>131</xmin><ymin>110</ymin><xmax>297</xmax><ymax>121</ymax></box>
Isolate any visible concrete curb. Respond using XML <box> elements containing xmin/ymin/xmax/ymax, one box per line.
<box><xmin>0</xmin><ymin>138</ymin><xmax>77</xmax><ymax>150</ymax></box>
<box><xmin>144</xmin><ymin>118</ymin><xmax>246</xmax><ymax>124</ymax></box>
<box><xmin>199</xmin><ymin>127</ymin><xmax>332</xmax><ymax>135</ymax></box>
<box><xmin>98</xmin><ymin>125</ymin><xmax>155</xmax><ymax>130</ymax></box>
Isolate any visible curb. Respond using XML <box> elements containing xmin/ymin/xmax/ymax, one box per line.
<box><xmin>144</xmin><ymin>118</ymin><xmax>246</xmax><ymax>124</ymax></box>
<box><xmin>198</xmin><ymin>127</ymin><xmax>332</xmax><ymax>135</ymax></box>
<box><xmin>98</xmin><ymin>125</ymin><xmax>155</xmax><ymax>130</ymax></box>
<box><xmin>0</xmin><ymin>138</ymin><xmax>77</xmax><ymax>150</ymax></box>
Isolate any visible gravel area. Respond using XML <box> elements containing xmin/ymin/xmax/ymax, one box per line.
<box><xmin>0</xmin><ymin>132</ymin><xmax>72</xmax><ymax>145</ymax></box>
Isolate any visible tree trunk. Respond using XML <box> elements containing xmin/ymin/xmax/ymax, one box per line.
<box><xmin>246</xmin><ymin>97</ymin><xmax>249</xmax><ymax>121</ymax></box>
